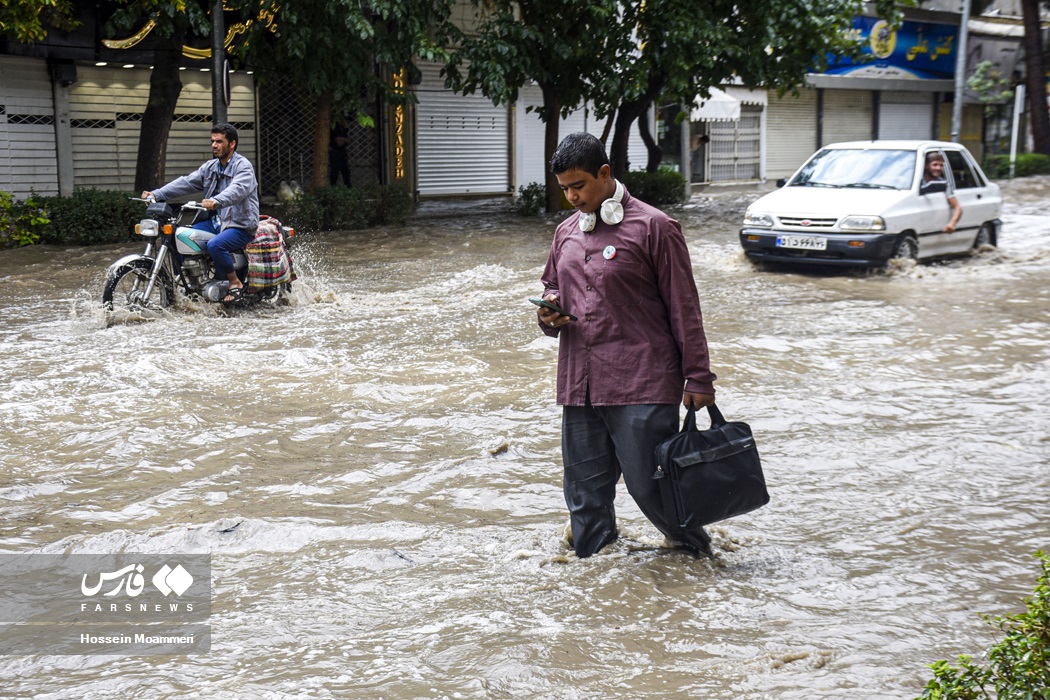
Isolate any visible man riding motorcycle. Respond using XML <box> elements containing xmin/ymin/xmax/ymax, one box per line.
<box><xmin>142</xmin><ymin>123</ymin><xmax>258</xmax><ymax>305</ymax></box>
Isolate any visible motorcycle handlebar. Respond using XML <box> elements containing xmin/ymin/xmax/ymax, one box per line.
<box><xmin>128</xmin><ymin>197</ymin><xmax>205</xmax><ymax>211</ymax></box>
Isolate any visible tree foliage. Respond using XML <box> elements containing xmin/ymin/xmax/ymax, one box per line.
<box><xmin>918</xmin><ymin>551</ymin><xmax>1050</xmax><ymax>700</ymax></box>
<box><xmin>0</xmin><ymin>0</ymin><xmax>77</xmax><ymax>42</ymax></box>
<box><xmin>447</xmin><ymin>0</ymin><xmax>905</xmax><ymax>208</ymax></box>
<box><xmin>446</xmin><ymin>0</ymin><xmax>621</xmax><ymax>211</ymax></box>
<box><xmin>602</xmin><ymin>0</ymin><xmax>905</xmax><ymax>179</ymax></box>
<box><xmin>233</xmin><ymin>0</ymin><xmax>457</xmax><ymax>189</ymax></box>
<box><xmin>235</xmin><ymin>0</ymin><xmax>453</xmax><ymax>111</ymax></box>
<box><xmin>105</xmin><ymin>1</ymin><xmax>214</xmax><ymax>193</ymax></box>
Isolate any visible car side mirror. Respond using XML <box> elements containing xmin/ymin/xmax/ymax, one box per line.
<box><xmin>776</xmin><ymin>178</ymin><xmax>787</xmax><ymax>188</ymax></box>
<box><xmin>920</xmin><ymin>179</ymin><xmax>948</xmax><ymax>195</ymax></box>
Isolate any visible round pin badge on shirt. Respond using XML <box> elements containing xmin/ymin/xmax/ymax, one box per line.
<box><xmin>603</xmin><ymin>245</ymin><xmax>617</xmax><ymax>260</ymax></box>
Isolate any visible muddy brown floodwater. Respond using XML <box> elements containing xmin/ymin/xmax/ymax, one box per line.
<box><xmin>0</xmin><ymin>177</ymin><xmax>1048</xmax><ymax>698</ymax></box>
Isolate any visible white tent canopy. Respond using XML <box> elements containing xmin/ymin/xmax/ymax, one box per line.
<box><xmin>690</xmin><ymin>87</ymin><xmax>741</xmax><ymax>121</ymax></box>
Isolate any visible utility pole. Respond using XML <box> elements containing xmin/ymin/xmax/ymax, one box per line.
<box><xmin>211</xmin><ymin>0</ymin><xmax>227</xmax><ymax>125</ymax></box>
<box><xmin>950</xmin><ymin>0</ymin><xmax>972</xmax><ymax>143</ymax></box>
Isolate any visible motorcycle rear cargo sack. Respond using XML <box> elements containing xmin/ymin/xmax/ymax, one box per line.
<box><xmin>653</xmin><ymin>404</ymin><xmax>769</xmax><ymax>529</ymax></box>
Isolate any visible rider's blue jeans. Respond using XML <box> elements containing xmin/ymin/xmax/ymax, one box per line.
<box><xmin>192</xmin><ymin>220</ymin><xmax>254</xmax><ymax>279</ymax></box>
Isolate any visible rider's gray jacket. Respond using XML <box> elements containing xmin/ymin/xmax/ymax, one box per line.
<box><xmin>152</xmin><ymin>151</ymin><xmax>259</xmax><ymax>233</ymax></box>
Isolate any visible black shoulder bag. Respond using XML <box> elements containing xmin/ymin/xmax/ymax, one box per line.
<box><xmin>653</xmin><ymin>404</ymin><xmax>769</xmax><ymax>529</ymax></box>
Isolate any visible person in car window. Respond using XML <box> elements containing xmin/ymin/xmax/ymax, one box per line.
<box><xmin>536</xmin><ymin>132</ymin><xmax>718</xmax><ymax>559</ymax></box>
<box><xmin>923</xmin><ymin>152</ymin><xmax>962</xmax><ymax>233</ymax></box>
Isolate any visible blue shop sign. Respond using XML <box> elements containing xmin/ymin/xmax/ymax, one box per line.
<box><xmin>825</xmin><ymin>17</ymin><xmax>958</xmax><ymax>81</ymax></box>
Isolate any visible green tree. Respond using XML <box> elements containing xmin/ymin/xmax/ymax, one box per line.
<box><xmin>446</xmin><ymin>0</ymin><xmax>622</xmax><ymax>212</ymax></box>
<box><xmin>106</xmin><ymin>1</ymin><xmax>212</xmax><ymax>193</ymax></box>
<box><xmin>448</xmin><ymin>0</ymin><xmax>903</xmax><ymax>210</ymax></box>
<box><xmin>0</xmin><ymin>0</ymin><xmax>77</xmax><ymax>42</ymax></box>
<box><xmin>234</xmin><ymin>0</ymin><xmax>456</xmax><ymax>190</ymax></box>
<box><xmin>601</xmin><ymin>0</ymin><xmax>904</xmax><ymax>180</ymax></box>
<box><xmin>1020</xmin><ymin>0</ymin><xmax>1050</xmax><ymax>158</ymax></box>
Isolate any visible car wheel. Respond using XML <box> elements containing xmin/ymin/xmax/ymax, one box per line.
<box><xmin>893</xmin><ymin>234</ymin><xmax>919</xmax><ymax>261</ymax></box>
<box><xmin>973</xmin><ymin>223</ymin><xmax>995</xmax><ymax>250</ymax></box>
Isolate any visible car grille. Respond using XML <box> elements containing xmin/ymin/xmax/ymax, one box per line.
<box><xmin>778</xmin><ymin>216</ymin><xmax>838</xmax><ymax>228</ymax></box>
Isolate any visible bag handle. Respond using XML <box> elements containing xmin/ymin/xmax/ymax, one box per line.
<box><xmin>681</xmin><ymin>403</ymin><xmax>727</xmax><ymax>433</ymax></box>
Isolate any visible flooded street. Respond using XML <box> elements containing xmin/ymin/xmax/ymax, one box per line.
<box><xmin>1</xmin><ymin>176</ymin><xmax>1048</xmax><ymax>698</ymax></box>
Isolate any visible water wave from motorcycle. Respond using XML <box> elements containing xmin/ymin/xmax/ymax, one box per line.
<box><xmin>101</xmin><ymin>199</ymin><xmax>300</xmax><ymax>324</ymax></box>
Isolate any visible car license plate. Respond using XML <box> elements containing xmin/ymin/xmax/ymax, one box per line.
<box><xmin>776</xmin><ymin>235</ymin><xmax>828</xmax><ymax>250</ymax></box>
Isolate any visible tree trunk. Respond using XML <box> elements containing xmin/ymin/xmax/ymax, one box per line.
<box><xmin>1021</xmin><ymin>0</ymin><xmax>1050</xmax><ymax>156</ymax></box>
<box><xmin>134</xmin><ymin>19</ymin><xmax>187</xmax><ymax>193</ymax></box>
<box><xmin>312</xmin><ymin>92</ymin><xmax>333</xmax><ymax>192</ymax></box>
<box><xmin>636</xmin><ymin>99</ymin><xmax>662</xmax><ymax>172</ymax></box>
<box><xmin>599</xmin><ymin>110</ymin><xmax>615</xmax><ymax>146</ymax></box>
<box><xmin>541</xmin><ymin>83</ymin><xmax>563</xmax><ymax>213</ymax></box>
<box><xmin>609</xmin><ymin>98</ymin><xmax>648</xmax><ymax>180</ymax></box>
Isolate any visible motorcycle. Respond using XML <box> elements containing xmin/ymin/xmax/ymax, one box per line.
<box><xmin>102</xmin><ymin>199</ymin><xmax>295</xmax><ymax>312</ymax></box>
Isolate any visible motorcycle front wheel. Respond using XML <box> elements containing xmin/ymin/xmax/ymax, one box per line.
<box><xmin>102</xmin><ymin>259</ymin><xmax>175</xmax><ymax>311</ymax></box>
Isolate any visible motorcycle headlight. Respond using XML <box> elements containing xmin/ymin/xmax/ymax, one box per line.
<box><xmin>743</xmin><ymin>211</ymin><xmax>774</xmax><ymax>228</ymax></box>
<box><xmin>136</xmin><ymin>219</ymin><xmax>159</xmax><ymax>237</ymax></box>
<box><xmin>840</xmin><ymin>215</ymin><xmax>886</xmax><ymax>231</ymax></box>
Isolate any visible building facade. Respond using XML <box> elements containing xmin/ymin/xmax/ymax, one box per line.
<box><xmin>0</xmin><ymin>4</ymin><xmax>1029</xmax><ymax>203</ymax></box>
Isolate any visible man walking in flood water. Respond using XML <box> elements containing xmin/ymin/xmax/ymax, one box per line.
<box><xmin>535</xmin><ymin>132</ymin><xmax>718</xmax><ymax>558</ymax></box>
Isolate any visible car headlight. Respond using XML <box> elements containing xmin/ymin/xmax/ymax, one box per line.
<box><xmin>136</xmin><ymin>219</ymin><xmax>159</xmax><ymax>237</ymax></box>
<box><xmin>743</xmin><ymin>211</ymin><xmax>774</xmax><ymax>228</ymax></box>
<box><xmin>839</xmin><ymin>215</ymin><xmax>886</xmax><ymax>231</ymax></box>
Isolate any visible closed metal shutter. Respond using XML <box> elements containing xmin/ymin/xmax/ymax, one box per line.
<box><xmin>878</xmin><ymin>91</ymin><xmax>934</xmax><ymax>140</ymax></box>
<box><xmin>416</xmin><ymin>62</ymin><xmax>510</xmax><ymax>196</ymax></box>
<box><xmin>822</xmin><ymin>89</ymin><xmax>874</xmax><ymax>145</ymax></box>
<box><xmin>766</xmin><ymin>88</ymin><xmax>818</xmax><ymax>180</ymax></box>
<box><xmin>67</xmin><ymin>66</ymin><xmax>257</xmax><ymax>192</ymax></box>
<box><xmin>0</xmin><ymin>56</ymin><xmax>58</xmax><ymax>198</ymax></box>
<box><xmin>516</xmin><ymin>83</ymin><xmax>586</xmax><ymax>190</ymax></box>
<box><xmin>515</xmin><ymin>86</ymin><xmax>646</xmax><ymax>188</ymax></box>
<box><xmin>709</xmin><ymin>104</ymin><xmax>762</xmax><ymax>182</ymax></box>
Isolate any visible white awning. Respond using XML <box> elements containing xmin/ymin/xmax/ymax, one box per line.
<box><xmin>690</xmin><ymin>87</ymin><xmax>740</xmax><ymax>121</ymax></box>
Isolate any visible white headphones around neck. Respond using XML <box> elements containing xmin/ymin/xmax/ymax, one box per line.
<box><xmin>579</xmin><ymin>180</ymin><xmax>625</xmax><ymax>232</ymax></box>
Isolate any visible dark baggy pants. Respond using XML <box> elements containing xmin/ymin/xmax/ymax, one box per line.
<box><xmin>561</xmin><ymin>403</ymin><xmax>712</xmax><ymax>558</ymax></box>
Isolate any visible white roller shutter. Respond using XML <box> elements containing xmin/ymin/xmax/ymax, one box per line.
<box><xmin>514</xmin><ymin>83</ymin><xmax>650</xmax><ymax>190</ymax></box>
<box><xmin>0</xmin><ymin>56</ymin><xmax>58</xmax><ymax>198</ymax></box>
<box><xmin>822</xmin><ymin>89</ymin><xmax>874</xmax><ymax>146</ymax></box>
<box><xmin>766</xmin><ymin>88</ymin><xmax>818</xmax><ymax>180</ymax></box>
<box><xmin>416</xmin><ymin>62</ymin><xmax>510</xmax><ymax>196</ymax></box>
<box><xmin>68</xmin><ymin>66</ymin><xmax>257</xmax><ymax>192</ymax></box>
<box><xmin>878</xmin><ymin>91</ymin><xmax>934</xmax><ymax>140</ymax></box>
<box><xmin>515</xmin><ymin>83</ymin><xmax>587</xmax><ymax>190</ymax></box>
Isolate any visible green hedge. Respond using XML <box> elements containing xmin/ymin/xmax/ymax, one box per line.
<box><xmin>279</xmin><ymin>183</ymin><xmax>413</xmax><ymax>232</ymax></box>
<box><xmin>0</xmin><ymin>192</ymin><xmax>50</xmax><ymax>248</ymax></box>
<box><xmin>917</xmin><ymin>551</ymin><xmax>1050</xmax><ymax>699</ymax></box>
<box><xmin>622</xmin><ymin>169</ymin><xmax>687</xmax><ymax>206</ymax></box>
<box><xmin>37</xmin><ymin>189</ymin><xmax>141</xmax><ymax>246</ymax></box>
<box><xmin>514</xmin><ymin>182</ymin><xmax>546</xmax><ymax>216</ymax></box>
<box><xmin>1</xmin><ymin>183</ymin><xmax>416</xmax><ymax>247</ymax></box>
<box><xmin>983</xmin><ymin>153</ymin><xmax>1050</xmax><ymax>179</ymax></box>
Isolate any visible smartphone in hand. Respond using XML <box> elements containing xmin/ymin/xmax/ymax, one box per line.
<box><xmin>529</xmin><ymin>297</ymin><xmax>577</xmax><ymax>321</ymax></box>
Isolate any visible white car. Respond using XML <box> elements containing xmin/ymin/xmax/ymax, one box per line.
<box><xmin>739</xmin><ymin>140</ymin><xmax>1002</xmax><ymax>268</ymax></box>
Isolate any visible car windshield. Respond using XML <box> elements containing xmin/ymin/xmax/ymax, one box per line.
<box><xmin>789</xmin><ymin>148</ymin><xmax>916</xmax><ymax>190</ymax></box>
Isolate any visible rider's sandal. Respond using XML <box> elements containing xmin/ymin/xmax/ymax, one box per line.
<box><xmin>222</xmin><ymin>286</ymin><xmax>246</xmax><ymax>306</ymax></box>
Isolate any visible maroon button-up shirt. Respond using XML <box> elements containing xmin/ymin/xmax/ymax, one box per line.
<box><xmin>539</xmin><ymin>187</ymin><xmax>716</xmax><ymax>406</ymax></box>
